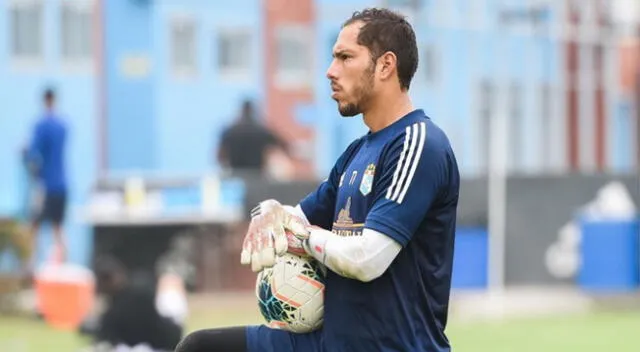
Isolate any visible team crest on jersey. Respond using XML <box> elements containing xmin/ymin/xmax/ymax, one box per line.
<box><xmin>359</xmin><ymin>163</ymin><xmax>375</xmax><ymax>196</ymax></box>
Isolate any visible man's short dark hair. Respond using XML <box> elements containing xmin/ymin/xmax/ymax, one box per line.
<box><xmin>43</xmin><ymin>88</ymin><xmax>55</xmax><ymax>102</ymax></box>
<box><xmin>344</xmin><ymin>8</ymin><xmax>419</xmax><ymax>91</ymax></box>
<box><xmin>240</xmin><ymin>99</ymin><xmax>255</xmax><ymax>121</ymax></box>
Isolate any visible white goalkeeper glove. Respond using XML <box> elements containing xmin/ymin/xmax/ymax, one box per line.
<box><xmin>240</xmin><ymin>199</ymin><xmax>311</xmax><ymax>272</ymax></box>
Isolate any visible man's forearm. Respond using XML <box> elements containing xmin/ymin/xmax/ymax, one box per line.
<box><xmin>291</xmin><ymin>204</ymin><xmax>402</xmax><ymax>282</ymax></box>
<box><xmin>307</xmin><ymin>227</ymin><xmax>401</xmax><ymax>282</ymax></box>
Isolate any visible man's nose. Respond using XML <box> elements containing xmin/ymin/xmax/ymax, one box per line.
<box><xmin>326</xmin><ymin>59</ymin><xmax>338</xmax><ymax>80</ymax></box>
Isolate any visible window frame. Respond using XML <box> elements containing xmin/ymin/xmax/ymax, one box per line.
<box><xmin>9</xmin><ymin>0</ymin><xmax>45</xmax><ymax>68</ymax></box>
<box><xmin>169</xmin><ymin>14</ymin><xmax>198</xmax><ymax>79</ymax></box>
<box><xmin>215</xmin><ymin>27</ymin><xmax>253</xmax><ymax>81</ymax></box>
<box><xmin>60</xmin><ymin>0</ymin><xmax>94</xmax><ymax>72</ymax></box>
<box><xmin>274</xmin><ymin>24</ymin><xmax>314</xmax><ymax>89</ymax></box>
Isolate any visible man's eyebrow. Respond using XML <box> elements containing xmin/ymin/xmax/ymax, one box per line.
<box><xmin>333</xmin><ymin>49</ymin><xmax>353</xmax><ymax>57</ymax></box>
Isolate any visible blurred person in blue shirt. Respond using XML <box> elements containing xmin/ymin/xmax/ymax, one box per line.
<box><xmin>25</xmin><ymin>88</ymin><xmax>69</xmax><ymax>266</ymax></box>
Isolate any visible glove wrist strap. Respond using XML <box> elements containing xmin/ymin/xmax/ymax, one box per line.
<box><xmin>307</xmin><ymin>228</ymin><xmax>329</xmax><ymax>265</ymax></box>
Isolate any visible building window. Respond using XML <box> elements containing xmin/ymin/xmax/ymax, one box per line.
<box><xmin>9</xmin><ymin>0</ymin><xmax>43</xmax><ymax>63</ymax></box>
<box><xmin>170</xmin><ymin>16</ymin><xmax>197</xmax><ymax>77</ymax></box>
<box><xmin>61</xmin><ymin>0</ymin><xmax>93</xmax><ymax>64</ymax></box>
<box><xmin>216</xmin><ymin>29</ymin><xmax>252</xmax><ymax>78</ymax></box>
<box><xmin>275</xmin><ymin>25</ymin><xmax>313</xmax><ymax>89</ymax></box>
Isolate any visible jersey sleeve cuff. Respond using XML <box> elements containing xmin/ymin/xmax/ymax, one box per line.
<box><xmin>364</xmin><ymin>214</ymin><xmax>411</xmax><ymax>247</ymax></box>
<box><xmin>298</xmin><ymin>197</ymin><xmax>315</xmax><ymax>223</ymax></box>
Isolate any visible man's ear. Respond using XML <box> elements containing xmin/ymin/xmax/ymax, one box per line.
<box><xmin>377</xmin><ymin>51</ymin><xmax>397</xmax><ymax>81</ymax></box>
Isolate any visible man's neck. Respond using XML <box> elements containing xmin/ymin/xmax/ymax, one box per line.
<box><xmin>362</xmin><ymin>92</ymin><xmax>413</xmax><ymax>133</ymax></box>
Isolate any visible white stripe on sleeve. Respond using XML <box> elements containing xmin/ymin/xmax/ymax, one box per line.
<box><xmin>397</xmin><ymin>122</ymin><xmax>427</xmax><ymax>204</ymax></box>
<box><xmin>385</xmin><ymin>125</ymin><xmax>412</xmax><ymax>200</ymax></box>
<box><xmin>388</xmin><ymin>122</ymin><xmax>425</xmax><ymax>203</ymax></box>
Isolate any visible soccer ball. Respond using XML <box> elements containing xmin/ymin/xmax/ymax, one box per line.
<box><xmin>255</xmin><ymin>253</ymin><xmax>325</xmax><ymax>333</ymax></box>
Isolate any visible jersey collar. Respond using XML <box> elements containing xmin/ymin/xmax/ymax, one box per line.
<box><xmin>364</xmin><ymin>109</ymin><xmax>427</xmax><ymax>143</ymax></box>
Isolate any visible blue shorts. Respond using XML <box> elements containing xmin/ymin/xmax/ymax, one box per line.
<box><xmin>36</xmin><ymin>191</ymin><xmax>67</xmax><ymax>225</ymax></box>
<box><xmin>246</xmin><ymin>325</ymin><xmax>322</xmax><ymax>352</ymax></box>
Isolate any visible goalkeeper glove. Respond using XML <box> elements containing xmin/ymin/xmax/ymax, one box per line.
<box><xmin>240</xmin><ymin>199</ymin><xmax>311</xmax><ymax>272</ymax></box>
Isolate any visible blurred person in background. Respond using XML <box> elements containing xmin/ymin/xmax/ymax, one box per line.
<box><xmin>81</xmin><ymin>256</ymin><xmax>184</xmax><ymax>351</ymax></box>
<box><xmin>24</xmin><ymin>88</ymin><xmax>69</xmax><ymax>269</ymax></box>
<box><xmin>216</xmin><ymin>99</ymin><xmax>294</xmax><ymax>180</ymax></box>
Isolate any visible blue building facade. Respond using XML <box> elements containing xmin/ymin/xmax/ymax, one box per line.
<box><xmin>0</xmin><ymin>0</ymin><xmax>97</xmax><ymax>265</ymax></box>
<box><xmin>311</xmin><ymin>0</ymin><xmax>567</xmax><ymax>176</ymax></box>
<box><xmin>105</xmin><ymin>0</ymin><xmax>265</xmax><ymax>174</ymax></box>
<box><xmin>0</xmin><ymin>0</ymin><xmax>635</xmax><ymax>268</ymax></box>
<box><xmin>0</xmin><ymin>0</ymin><xmax>264</xmax><ymax>267</ymax></box>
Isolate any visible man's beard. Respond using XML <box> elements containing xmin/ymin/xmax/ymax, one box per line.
<box><xmin>338</xmin><ymin>102</ymin><xmax>361</xmax><ymax>117</ymax></box>
<box><xmin>337</xmin><ymin>64</ymin><xmax>375</xmax><ymax>117</ymax></box>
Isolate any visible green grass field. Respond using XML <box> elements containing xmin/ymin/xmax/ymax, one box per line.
<box><xmin>1</xmin><ymin>304</ymin><xmax>638</xmax><ymax>351</ymax></box>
